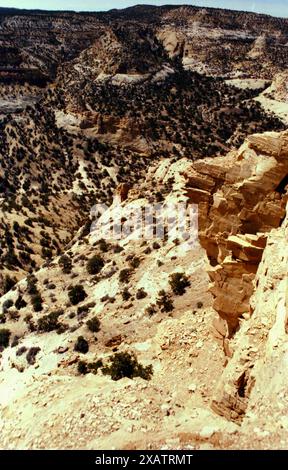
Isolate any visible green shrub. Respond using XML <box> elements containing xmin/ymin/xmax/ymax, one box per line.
<box><xmin>136</xmin><ymin>288</ymin><xmax>147</xmax><ymax>300</ymax></box>
<box><xmin>156</xmin><ymin>290</ymin><xmax>174</xmax><ymax>313</ymax></box>
<box><xmin>121</xmin><ymin>288</ymin><xmax>131</xmax><ymax>301</ymax></box>
<box><xmin>26</xmin><ymin>275</ymin><xmax>38</xmax><ymax>295</ymax></box>
<box><xmin>0</xmin><ymin>328</ymin><xmax>11</xmax><ymax>349</ymax></box>
<box><xmin>102</xmin><ymin>352</ymin><xmax>153</xmax><ymax>381</ymax></box>
<box><xmin>78</xmin><ymin>359</ymin><xmax>103</xmax><ymax>375</ymax></box>
<box><xmin>169</xmin><ymin>273</ymin><xmax>190</xmax><ymax>295</ymax></box>
<box><xmin>58</xmin><ymin>254</ymin><xmax>72</xmax><ymax>274</ymax></box>
<box><xmin>2</xmin><ymin>299</ymin><xmax>13</xmax><ymax>313</ymax></box>
<box><xmin>77</xmin><ymin>360</ymin><xmax>88</xmax><ymax>375</ymax></box>
<box><xmin>68</xmin><ymin>285</ymin><xmax>87</xmax><ymax>305</ymax></box>
<box><xmin>26</xmin><ymin>347</ymin><xmax>41</xmax><ymax>365</ymax></box>
<box><xmin>197</xmin><ymin>301</ymin><xmax>203</xmax><ymax>309</ymax></box>
<box><xmin>37</xmin><ymin>310</ymin><xmax>62</xmax><ymax>332</ymax></box>
<box><xmin>145</xmin><ymin>304</ymin><xmax>157</xmax><ymax>317</ymax></box>
<box><xmin>86</xmin><ymin>255</ymin><xmax>104</xmax><ymax>275</ymax></box>
<box><xmin>129</xmin><ymin>257</ymin><xmax>141</xmax><ymax>269</ymax></box>
<box><xmin>119</xmin><ymin>268</ymin><xmax>133</xmax><ymax>283</ymax></box>
<box><xmin>86</xmin><ymin>316</ymin><xmax>101</xmax><ymax>333</ymax></box>
<box><xmin>32</xmin><ymin>294</ymin><xmax>43</xmax><ymax>312</ymax></box>
<box><xmin>15</xmin><ymin>296</ymin><xmax>27</xmax><ymax>310</ymax></box>
<box><xmin>3</xmin><ymin>275</ymin><xmax>17</xmax><ymax>294</ymax></box>
<box><xmin>74</xmin><ymin>336</ymin><xmax>89</xmax><ymax>354</ymax></box>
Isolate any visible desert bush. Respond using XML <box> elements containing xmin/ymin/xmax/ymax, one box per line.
<box><xmin>47</xmin><ymin>283</ymin><xmax>56</xmax><ymax>290</ymax></box>
<box><xmin>197</xmin><ymin>301</ymin><xmax>203</xmax><ymax>309</ymax></box>
<box><xmin>145</xmin><ymin>304</ymin><xmax>157</xmax><ymax>317</ymax></box>
<box><xmin>152</xmin><ymin>241</ymin><xmax>161</xmax><ymax>250</ymax></box>
<box><xmin>26</xmin><ymin>347</ymin><xmax>41</xmax><ymax>365</ymax></box>
<box><xmin>16</xmin><ymin>346</ymin><xmax>27</xmax><ymax>356</ymax></box>
<box><xmin>24</xmin><ymin>314</ymin><xmax>36</xmax><ymax>332</ymax></box>
<box><xmin>31</xmin><ymin>294</ymin><xmax>43</xmax><ymax>312</ymax></box>
<box><xmin>119</xmin><ymin>268</ymin><xmax>133</xmax><ymax>283</ymax></box>
<box><xmin>3</xmin><ymin>275</ymin><xmax>17</xmax><ymax>294</ymax></box>
<box><xmin>8</xmin><ymin>310</ymin><xmax>20</xmax><ymax>321</ymax></box>
<box><xmin>68</xmin><ymin>285</ymin><xmax>87</xmax><ymax>305</ymax></box>
<box><xmin>15</xmin><ymin>296</ymin><xmax>27</xmax><ymax>310</ymax></box>
<box><xmin>74</xmin><ymin>336</ymin><xmax>89</xmax><ymax>354</ymax></box>
<box><xmin>121</xmin><ymin>287</ymin><xmax>131</xmax><ymax>301</ymax></box>
<box><xmin>156</xmin><ymin>290</ymin><xmax>174</xmax><ymax>313</ymax></box>
<box><xmin>77</xmin><ymin>302</ymin><xmax>95</xmax><ymax>314</ymax></box>
<box><xmin>11</xmin><ymin>335</ymin><xmax>19</xmax><ymax>347</ymax></box>
<box><xmin>42</xmin><ymin>247</ymin><xmax>53</xmax><ymax>259</ymax></box>
<box><xmin>2</xmin><ymin>299</ymin><xmax>13</xmax><ymax>314</ymax></box>
<box><xmin>113</xmin><ymin>244</ymin><xmax>124</xmax><ymax>253</ymax></box>
<box><xmin>77</xmin><ymin>360</ymin><xmax>88</xmax><ymax>375</ymax></box>
<box><xmin>0</xmin><ymin>328</ymin><xmax>11</xmax><ymax>349</ymax></box>
<box><xmin>98</xmin><ymin>239</ymin><xmax>109</xmax><ymax>253</ymax></box>
<box><xmin>102</xmin><ymin>352</ymin><xmax>153</xmax><ymax>381</ymax></box>
<box><xmin>78</xmin><ymin>359</ymin><xmax>103</xmax><ymax>375</ymax></box>
<box><xmin>129</xmin><ymin>256</ymin><xmax>141</xmax><ymax>269</ymax></box>
<box><xmin>58</xmin><ymin>254</ymin><xmax>72</xmax><ymax>274</ymax></box>
<box><xmin>37</xmin><ymin>311</ymin><xmax>62</xmax><ymax>332</ymax></box>
<box><xmin>86</xmin><ymin>255</ymin><xmax>104</xmax><ymax>275</ymax></box>
<box><xmin>169</xmin><ymin>273</ymin><xmax>190</xmax><ymax>295</ymax></box>
<box><xmin>136</xmin><ymin>288</ymin><xmax>147</xmax><ymax>300</ymax></box>
<box><xmin>26</xmin><ymin>275</ymin><xmax>38</xmax><ymax>295</ymax></box>
<box><xmin>86</xmin><ymin>316</ymin><xmax>101</xmax><ymax>333</ymax></box>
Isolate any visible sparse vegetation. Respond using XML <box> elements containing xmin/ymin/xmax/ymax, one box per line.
<box><xmin>145</xmin><ymin>304</ymin><xmax>157</xmax><ymax>317</ymax></box>
<box><xmin>68</xmin><ymin>285</ymin><xmax>87</xmax><ymax>305</ymax></box>
<box><xmin>119</xmin><ymin>268</ymin><xmax>133</xmax><ymax>283</ymax></box>
<box><xmin>77</xmin><ymin>358</ymin><xmax>103</xmax><ymax>375</ymax></box>
<box><xmin>74</xmin><ymin>336</ymin><xmax>89</xmax><ymax>354</ymax></box>
<box><xmin>169</xmin><ymin>273</ymin><xmax>191</xmax><ymax>296</ymax></box>
<box><xmin>136</xmin><ymin>288</ymin><xmax>148</xmax><ymax>300</ymax></box>
<box><xmin>0</xmin><ymin>328</ymin><xmax>11</xmax><ymax>349</ymax></box>
<box><xmin>156</xmin><ymin>290</ymin><xmax>174</xmax><ymax>313</ymax></box>
<box><xmin>86</xmin><ymin>255</ymin><xmax>104</xmax><ymax>275</ymax></box>
<box><xmin>102</xmin><ymin>351</ymin><xmax>153</xmax><ymax>381</ymax></box>
<box><xmin>58</xmin><ymin>254</ymin><xmax>72</xmax><ymax>274</ymax></box>
<box><xmin>26</xmin><ymin>347</ymin><xmax>41</xmax><ymax>365</ymax></box>
<box><xmin>37</xmin><ymin>310</ymin><xmax>63</xmax><ymax>332</ymax></box>
<box><xmin>31</xmin><ymin>294</ymin><xmax>43</xmax><ymax>312</ymax></box>
<box><xmin>121</xmin><ymin>287</ymin><xmax>131</xmax><ymax>301</ymax></box>
<box><xmin>86</xmin><ymin>316</ymin><xmax>101</xmax><ymax>333</ymax></box>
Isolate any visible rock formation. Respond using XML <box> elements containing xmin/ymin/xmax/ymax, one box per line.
<box><xmin>181</xmin><ymin>131</ymin><xmax>288</xmax><ymax>335</ymax></box>
<box><xmin>212</xmin><ymin>205</ymin><xmax>288</xmax><ymax>426</ymax></box>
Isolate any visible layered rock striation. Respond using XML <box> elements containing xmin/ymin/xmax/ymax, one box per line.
<box><xmin>180</xmin><ymin>131</ymin><xmax>288</xmax><ymax>335</ymax></box>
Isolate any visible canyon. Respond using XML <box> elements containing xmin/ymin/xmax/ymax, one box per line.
<box><xmin>0</xmin><ymin>4</ymin><xmax>287</xmax><ymax>450</ymax></box>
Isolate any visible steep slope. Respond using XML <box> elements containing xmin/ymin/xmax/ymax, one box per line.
<box><xmin>0</xmin><ymin>4</ymin><xmax>288</xmax><ymax>451</ymax></box>
<box><xmin>0</xmin><ymin>101</ymin><xmax>150</xmax><ymax>294</ymax></box>
<box><xmin>212</xmin><ymin>207</ymin><xmax>288</xmax><ymax>449</ymax></box>
<box><xmin>0</xmin><ymin>130</ymin><xmax>287</xmax><ymax>449</ymax></box>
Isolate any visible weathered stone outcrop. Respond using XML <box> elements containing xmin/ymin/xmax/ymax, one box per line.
<box><xmin>211</xmin><ymin>205</ymin><xmax>288</xmax><ymax>422</ymax></box>
<box><xmin>181</xmin><ymin>131</ymin><xmax>288</xmax><ymax>335</ymax></box>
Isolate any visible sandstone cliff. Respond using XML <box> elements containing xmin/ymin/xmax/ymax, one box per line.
<box><xmin>212</xmin><ymin>206</ymin><xmax>288</xmax><ymax>442</ymax></box>
<box><xmin>181</xmin><ymin>131</ymin><xmax>288</xmax><ymax>335</ymax></box>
